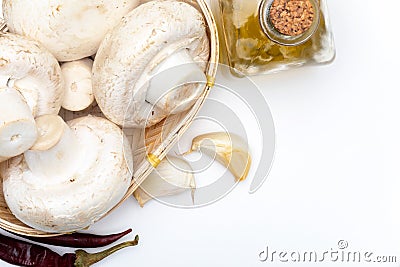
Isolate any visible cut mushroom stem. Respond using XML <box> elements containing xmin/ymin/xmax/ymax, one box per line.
<box><xmin>24</xmin><ymin>115</ymin><xmax>84</xmax><ymax>182</ymax></box>
<box><xmin>146</xmin><ymin>49</ymin><xmax>206</xmax><ymax>107</ymax></box>
<box><xmin>61</xmin><ymin>58</ymin><xmax>94</xmax><ymax>112</ymax></box>
<box><xmin>0</xmin><ymin>87</ymin><xmax>37</xmax><ymax>161</ymax></box>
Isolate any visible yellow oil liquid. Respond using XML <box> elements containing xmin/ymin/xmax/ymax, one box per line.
<box><xmin>216</xmin><ymin>0</ymin><xmax>335</xmax><ymax>76</ymax></box>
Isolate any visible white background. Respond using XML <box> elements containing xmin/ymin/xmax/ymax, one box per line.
<box><xmin>1</xmin><ymin>1</ymin><xmax>400</xmax><ymax>266</ymax></box>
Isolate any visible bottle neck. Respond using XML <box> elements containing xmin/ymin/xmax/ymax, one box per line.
<box><xmin>259</xmin><ymin>0</ymin><xmax>320</xmax><ymax>46</ymax></box>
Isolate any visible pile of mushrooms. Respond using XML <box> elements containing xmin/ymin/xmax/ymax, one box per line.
<box><xmin>0</xmin><ymin>0</ymin><xmax>210</xmax><ymax>231</ymax></box>
<box><xmin>0</xmin><ymin>33</ymin><xmax>64</xmax><ymax>163</ymax></box>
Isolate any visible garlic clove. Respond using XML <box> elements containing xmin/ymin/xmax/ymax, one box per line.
<box><xmin>134</xmin><ymin>156</ymin><xmax>195</xmax><ymax>207</ymax></box>
<box><xmin>185</xmin><ymin>132</ymin><xmax>251</xmax><ymax>182</ymax></box>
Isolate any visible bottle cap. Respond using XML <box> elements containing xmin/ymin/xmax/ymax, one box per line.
<box><xmin>259</xmin><ymin>0</ymin><xmax>320</xmax><ymax>46</ymax></box>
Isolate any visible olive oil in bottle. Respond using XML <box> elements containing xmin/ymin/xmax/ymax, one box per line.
<box><xmin>212</xmin><ymin>0</ymin><xmax>335</xmax><ymax>76</ymax></box>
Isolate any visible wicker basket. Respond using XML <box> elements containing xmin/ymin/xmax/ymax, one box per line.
<box><xmin>0</xmin><ymin>0</ymin><xmax>219</xmax><ymax>237</ymax></box>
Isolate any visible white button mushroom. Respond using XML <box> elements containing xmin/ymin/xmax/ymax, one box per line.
<box><xmin>61</xmin><ymin>58</ymin><xmax>94</xmax><ymax>112</ymax></box>
<box><xmin>0</xmin><ymin>33</ymin><xmax>64</xmax><ymax>117</ymax></box>
<box><xmin>0</xmin><ymin>33</ymin><xmax>64</xmax><ymax>161</ymax></box>
<box><xmin>2</xmin><ymin>0</ymin><xmax>140</xmax><ymax>61</ymax></box>
<box><xmin>93</xmin><ymin>0</ymin><xmax>210</xmax><ymax>128</ymax></box>
<box><xmin>1</xmin><ymin>115</ymin><xmax>133</xmax><ymax>233</ymax></box>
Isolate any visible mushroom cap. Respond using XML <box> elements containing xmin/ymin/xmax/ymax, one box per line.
<box><xmin>2</xmin><ymin>0</ymin><xmax>140</xmax><ymax>61</ymax></box>
<box><xmin>93</xmin><ymin>0</ymin><xmax>210</xmax><ymax>128</ymax></box>
<box><xmin>0</xmin><ymin>33</ymin><xmax>64</xmax><ymax>117</ymax></box>
<box><xmin>1</xmin><ymin>116</ymin><xmax>133</xmax><ymax>233</ymax></box>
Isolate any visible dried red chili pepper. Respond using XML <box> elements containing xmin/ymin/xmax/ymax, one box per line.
<box><xmin>14</xmin><ymin>228</ymin><xmax>132</xmax><ymax>248</ymax></box>
<box><xmin>0</xmin><ymin>233</ymin><xmax>139</xmax><ymax>267</ymax></box>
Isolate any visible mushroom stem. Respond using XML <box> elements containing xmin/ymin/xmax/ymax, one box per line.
<box><xmin>145</xmin><ymin>49</ymin><xmax>206</xmax><ymax>106</ymax></box>
<box><xmin>0</xmin><ymin>87</ymin><xmax>38</xmax><ymax>161</ymax></box>
<box><xmin>24</xmin><ymin>115</ymin><xmax>84</xmax><ymax>181</ymax></box>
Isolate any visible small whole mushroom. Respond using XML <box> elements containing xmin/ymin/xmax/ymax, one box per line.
<box><xmin>2</xmin><ymin>0</ymin><xmax>140</xmax><ymax>61</ymax></box>
<box><xmin>1</xmin><ymin>115</ymin><xmax>133</xmax><ymax>233</ymax></box>
<box><xmin>61</xmin><ymin>58</ymin><xmax>94</xmax><ymax>112</ymax></box>
<box><xmin>0</xmin><ymin>32</ymin><xmax>64</xmax><ymax>162</ymax></box>
<box><xmin>93</xmin><ymin>0</ymin><xmax>210</xmax><ymax>128</ymax></box>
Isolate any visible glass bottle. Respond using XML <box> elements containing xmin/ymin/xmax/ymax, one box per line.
<box><xmin>212</xmin><ymin>0</ymin><xmax>335</xmax><ymax>76</ymax></box>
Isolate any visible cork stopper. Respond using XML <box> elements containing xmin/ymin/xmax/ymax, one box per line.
<box><xmin>259</xmin><ymin>0</ymin><xmax>320</xmax><ymax>46</ymax></box>
<box><xmin>269</xmin><ymin>0</ymin><xmax>315</xmax><ymax>36</ymax></box>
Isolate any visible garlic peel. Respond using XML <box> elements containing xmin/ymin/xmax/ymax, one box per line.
<box><xmin>185</xmin><ymin>132</ymin><xmax>251</xmax><ymax>182</ymax></box>
<box><xmin>134</xmin><ymin>156</ymin><xmax>195</xmax><ymax>207</ymax></box>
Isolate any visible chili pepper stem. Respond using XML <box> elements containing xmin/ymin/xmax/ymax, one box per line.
<box><xmin>74</xmin><ymin>235</ymin><xmax>139</xmax><ymax>267</ymax></box>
